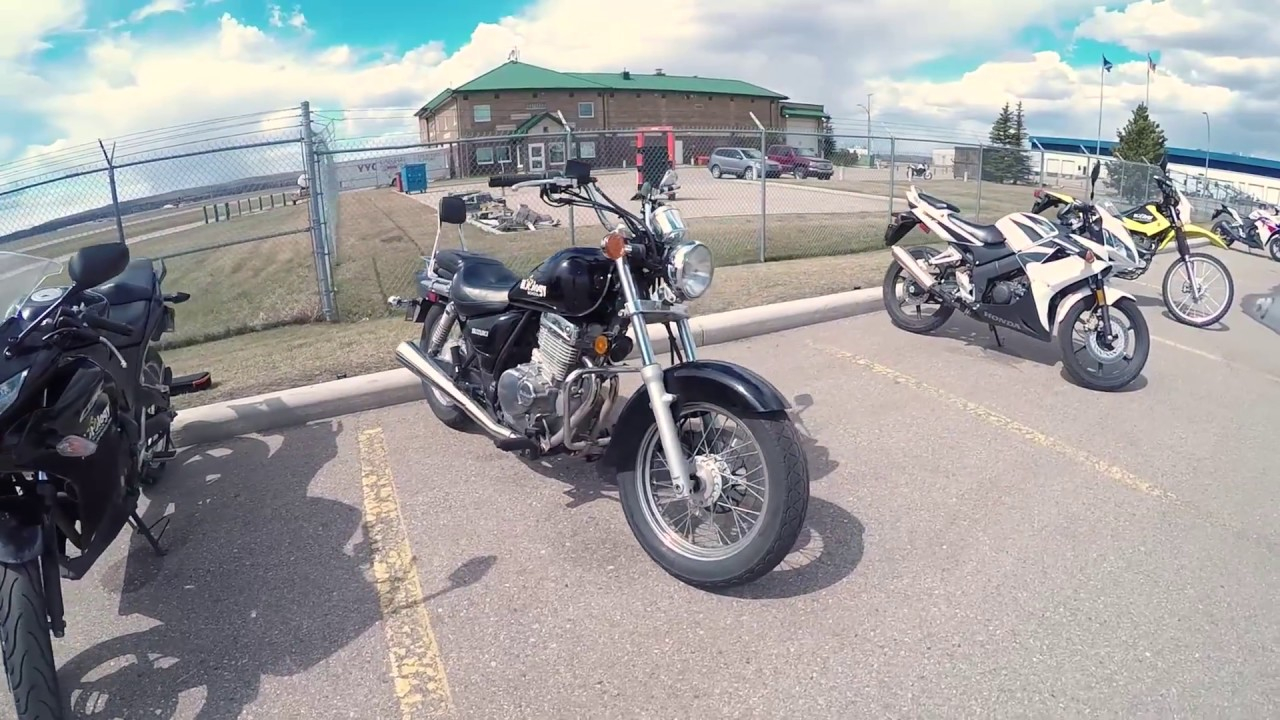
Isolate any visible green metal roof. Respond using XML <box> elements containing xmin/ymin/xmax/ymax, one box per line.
<box><xmin>417</xmin><ymin>61</ymin><xmax>787</xmax><ymax>116</ymax></box>
<box><xmin>781</xmin><ymin>107</ymin><xmax>829</xmax><ymax>120</ymax></box>
<box><xmin>512</xmin><ymin>112</ymin><xmax>559</xmax><ymax>135</ymax></box>
<box><xmin>568</xmin><ymin>72</ymin><xmax>786</xmax><ymax>98</ymax></box>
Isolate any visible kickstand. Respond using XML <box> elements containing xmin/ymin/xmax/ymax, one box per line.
<box><xmin>988</xmin><ymin>324</ymin><xmax>1004</xmax><ymax>348</ymax></box>
<box><xmin>128</xmin><ymin>512</ymin><xmax>169</xmax><ymax>556</ymax></box>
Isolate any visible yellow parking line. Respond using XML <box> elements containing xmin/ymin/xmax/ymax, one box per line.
<box><xmin>357</xmin><ymin>426</ymin><xmax>454</xmax><ymax>718</ymax></box>
<box><xmin>808</xmin><ymin>342</ymin><xmax>1179</xmax><ymax>502</ymax></box>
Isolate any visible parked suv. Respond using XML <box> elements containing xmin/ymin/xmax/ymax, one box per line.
<box><xmin>766</xmin><ymin>145</ymin><xmax>834</xmax><ymax>180</ymax></box>
<box><xmin>707</xmin><ymin>147</ymin><xmax>782</xmax><ymax>180</ymax></box>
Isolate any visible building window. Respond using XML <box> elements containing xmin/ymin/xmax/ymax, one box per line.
<box><xmin>475</xmin><ymin>147</ymin><xmax>495</xmax><ymax>165</ymax></box>
<box><xmin>527</xmin><ymin>102</ymin><xmax>546</xmax><ymax>111</ymax></box>
<box><xmin>473</xmin><ymin>105</ymin><xmax>491</xmax><ymax>123</ymax></box>
<box><xmin>578</xmin><ymin>101</ymin><xmax>595</xmax><ymax>119</ymax></box>
<box><xmin>532</xmin><ymin>92</ymin><xmax>539</xmax><ymax>98</ymax></box>
<box><xmin>578</xmin><ymin>141</ymin><xmax>596</xmax><ymax>159</ymax></box>
<box><xmin>549</xmin><ymin>142</ymin><xmax>566</xmax><ymax>165</ymax></box>
<box><xmin>495</xmin><ymin>146</ymin><xmax>512</xmax><ymax>163</ymax></box>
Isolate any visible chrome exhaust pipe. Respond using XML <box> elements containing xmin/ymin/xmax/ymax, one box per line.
<box><xmin>890</xmin><ymin>245</ymin><xmax>937</xmax><ymax>290</ymax></box>
<box><xmin>395</xmin><ymin>341</ymin><xmax>520</xmax><ymax>441</ymax></box>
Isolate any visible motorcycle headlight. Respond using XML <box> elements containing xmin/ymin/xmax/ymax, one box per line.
<box><xmin>1102</xmin><ymin>229</ymin><xmax>1137</xmax><ymax>266</ymax></box>
<box><xmin>0</xmin><ymin>369</ymin><xmax>28</xmax><ymax>416</ymax></box>
<box><xmin>667</xmin><ymin>240</ymin><xmax>714</xmax><ymax>300</ymax></box>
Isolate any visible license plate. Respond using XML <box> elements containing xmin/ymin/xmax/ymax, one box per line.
<box><xmin>163</xmin><ymin>305</ymin><xmax>176</xmax><ymax>332</ymax></box>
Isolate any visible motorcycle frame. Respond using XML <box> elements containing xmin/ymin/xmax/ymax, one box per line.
<box><xmin>391</xmin><ymin>175</ymin><xmax>780</xmax><ymax>499</ymax></box>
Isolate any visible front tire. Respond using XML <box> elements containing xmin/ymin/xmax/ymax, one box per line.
<box><xmin>710</xmin><ymin>165</ymin><xmax>722</xmax><ymax>179</ymax></box>
<box><xmin>1268</xmin><ymin>235</ymin><xmax>1280</xmax><ymax>262</ymax></box>
<box><xmin>1058</xmin><ymin>296</ymin><xmax>1150</xmax><ymax>392</ymax></box>
<box><xmin>883</xmin><ymin>246</ymin><xmax>954</xmax><ymax>333</ymax></box>
<box><xmin>1161</xmin><ymin>252</ymin><xmax>1233</xmax><ymax>327</ymax></box>
<box><xmin>419</xmin><ymin>303</ymin><xmax>473</xmax><ymax>430</ymax></box>
<box><xmin>617</xmin><ymin>394</ymin><xmax>810</xmax><ymax>590</ymax></box>
<box><xmin>0</xmin><ymin>561</ymin><xmax>63</xmax><ymax>720</ymax></box>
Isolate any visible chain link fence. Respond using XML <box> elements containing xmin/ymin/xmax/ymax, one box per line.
<box><xmin>5</xmin><ymin>101</ymin><xmax>1277</xmax><ymax>352</ymax></box>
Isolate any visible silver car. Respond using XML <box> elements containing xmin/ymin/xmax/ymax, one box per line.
<box><xmin>708</xmin><ymin>147</ymin><xmax>781</xmax><ymax>180</ymax></box>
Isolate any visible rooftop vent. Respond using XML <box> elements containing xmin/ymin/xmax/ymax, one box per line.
<box><xmin>622</xmin><ymin>69</ymin><xmax>631</xmax><ymax>80</ymax></box>
<box><xmin>655</xmin><ymin>68</ymin><xmax>665</xmax><ymax>76</ymax></box>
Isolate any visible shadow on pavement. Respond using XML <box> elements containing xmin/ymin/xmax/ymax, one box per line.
<box><xmin>1132</xmin><ymin>294</ymin><xmax>1231</xmax><ymax>332</ymax></box>
<box><xmin>1242</xmin><ymin>284</ymin><xmax>1280</xmax><ymax>335</ymax></box>
<box><xmin>58</xmin><ymin>420</ymin><xmax>378</xmax><ymax>720</ymax></box>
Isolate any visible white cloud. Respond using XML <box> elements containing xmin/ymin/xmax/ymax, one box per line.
<box><xmin>129</xmin><ymin>0</ymin><xmax>192</xmax><ymax>23</ymax></box>
<box><xmin>3</xmin><ymin>0</ymin><xmax>1280</xmax><ymax>230</ymax></box>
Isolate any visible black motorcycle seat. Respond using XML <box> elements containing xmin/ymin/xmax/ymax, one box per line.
<box><xmin>95</xmin><ymin>258</ymin><xmax>160</xmax><ymax>305</ymax></box>
<box><xmin>105</xmin><ymin>299</ymin><xmax>151</xmax><ymax>347</ymax></box>
<box><xmin>949</xmin><ymin>215</ymin><xmax>1006</xmax><ymax>245</ymax></box>
<box><xmin>435</xmin><ymin>249</ymin><xmax>493</xmax><ymax>275</ymax></box>
<box><xmin>917</xmin><ymin>192</ymin><xmax>961</xmax><ymax>214</ymax></box>
<box><xmin>451</xmin><ymin>257</ymin><xmax>519</xmax><ymax>317</ymax></box>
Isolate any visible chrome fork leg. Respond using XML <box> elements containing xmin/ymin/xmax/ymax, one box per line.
<box><xmin>615</xmin><ymin>257</ymin><xmax>693</xmax><ymax>497</ymax></box>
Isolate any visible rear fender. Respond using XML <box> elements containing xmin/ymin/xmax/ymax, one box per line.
<box><xmin>1052</xmin><ymin>286</ymin><xmax>1136</xmax><ymax>335</ymax></box>
<box><xmin>596</xmin><ymin>360</ymin><xmax>790</xmax><ymax>480</ymax></box>
<box><xmin>1182</xmin><ymin>223</ymin><xmax>1230</xmax><ymax>250</ymax></box>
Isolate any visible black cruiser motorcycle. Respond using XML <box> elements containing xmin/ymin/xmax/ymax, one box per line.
<box><xmin>0</xmin><ymin>242</ymin><xmax>186</xmax><ymax>719</ymax></box>
<box><xmin>389</xmin><ymin>160</ymin><xmax>811</xmax><ymax>590</ymax></box>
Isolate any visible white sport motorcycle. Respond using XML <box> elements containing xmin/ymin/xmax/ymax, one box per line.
<box><xmin>881</xmin><ymin>163</ymin><xmax>1150</xmax><ymax>391</ymax></box>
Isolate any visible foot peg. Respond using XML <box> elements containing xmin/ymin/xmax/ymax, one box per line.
<box><xmin>150</xmin><ymin>449</ymin><xmax>177</xmax><ymax>463</ymax></box>
<box><xmin>495</xmin><ymin>436</ymin><xmax>540</xmax><ymax>457</ymax></box>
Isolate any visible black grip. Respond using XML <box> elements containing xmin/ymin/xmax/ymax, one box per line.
<box><xmin>83</xmin><ymin>313</ymin><xmax>133</xmax><ymax>336</ymax></box>
<box><xmin>488</xmin><ymin>174</ymin><xmax>548</xmax><ymax>188</ymax></box>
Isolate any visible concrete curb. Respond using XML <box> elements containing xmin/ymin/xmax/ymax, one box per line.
<box><xmin>173</xmin><ymin>286</ymin><xmax>884</xmax><ymax>447</ymax></box>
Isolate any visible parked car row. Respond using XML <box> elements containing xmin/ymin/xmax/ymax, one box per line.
<box><xmin>706</xmin><ymin>144</ymin><xmax>835</xmax><ymax>181</ymax></box>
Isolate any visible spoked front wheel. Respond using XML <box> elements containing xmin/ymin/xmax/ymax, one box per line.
<box><xmin>1162</xmin><ymin>252</ymin><xmax>1233</xmax><ymax>327</ymax></box>
<box><xmin>617</xmin><ymin>396</ymin><xmax>810</xmax><ymax>590</ymax></box>
<box><xmin>1058</xmin><ymin>296</ymin><xmax>1150</xmax><ymax>391</ymax></box>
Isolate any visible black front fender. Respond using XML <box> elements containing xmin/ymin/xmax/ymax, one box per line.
<box><xmin>0</xmin><ymin>499</ymin><xmax>43</xmax><ymax>565</ymax></box>
<box><xmin>597</xmin><ymin>360</ymin><xmax>790</xmax><ymax>480</ymax></box>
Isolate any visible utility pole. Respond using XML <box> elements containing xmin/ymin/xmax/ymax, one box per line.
<box><xmin>857</xmin><ymin>93</ymin><xmax>873</xmax><ymax>164</ymax></box>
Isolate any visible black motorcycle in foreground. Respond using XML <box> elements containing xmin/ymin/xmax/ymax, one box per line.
<box><xmin>0</xmin><ymin>242</ymin><xmax>186</xmax><ymax>719</ymax></box>
<box><xmin>388</xmin><ymin>160</ymin><xmax>811</xmax><ymax>590</ymax></box>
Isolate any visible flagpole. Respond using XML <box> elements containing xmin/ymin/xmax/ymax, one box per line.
<box><xmin>1145</xmin><ymin>68</ymin><xmax>1150</xmax><ymax>107</ymax></box>
<box><xmin>1095</xmin><ymin>62</ymin><xmax>1105</xmax><ymax>159</ymax></box>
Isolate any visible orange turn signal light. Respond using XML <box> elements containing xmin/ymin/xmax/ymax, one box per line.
<box><xmin>602</xmin><ymin>232</ymin><xmax>627</xmax><ymax>260</ymax></box>
<box><xmin>1083</xmin><ymin>250</ymin><xmax>1096</xmax><ymax>263</ymax></box>
<box><xmin>593</xmin><ymin>335</ymin><xmax>610</xmax><ymax>356</ymax></box>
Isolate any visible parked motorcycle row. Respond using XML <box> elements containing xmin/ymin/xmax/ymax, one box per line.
<box><xmin>0</xmin><ymin>152</ymin><xmax>1265</xmax><ymax>718</ymax></box>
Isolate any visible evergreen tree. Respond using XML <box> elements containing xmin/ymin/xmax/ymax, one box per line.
<box><xmin>1106</xmin><ymin>103</ymin><xmax>1168</xmax><ymax>202</ymax></box>
<box><xmin>983</xmin><ymin>103</ymin><xmax>1017</xmax><ymax>183</ymax></box>
<box><xmin>820</xmin><ymin>118</ymin><xmax>838</xmax><ymax>159</ymax></box>
<box><xmin>1011</xmin><ymin>101</ymin><xmax>1035</xmax><ymax>185</ymax></box>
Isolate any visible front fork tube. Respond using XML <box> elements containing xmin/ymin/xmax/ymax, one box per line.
<box><xmin>35</xmin><ymin>473</ymin><xmax>66</xmax><ymax>638</ymax></box>
<box><xmin>614</xmin><ymin>257</ymin><xmax>694</xmax><ymax>497</ymax></box>
<box><xmin>1092</xmin><ymin>279</ymin><xmax>1116</xmax><ymax>339</ymax></box>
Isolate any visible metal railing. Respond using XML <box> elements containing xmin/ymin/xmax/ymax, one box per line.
<box><xmin>3</xmin><ymin>101</ymin><xmax>1274</xmax><ymax>345</ymax></box>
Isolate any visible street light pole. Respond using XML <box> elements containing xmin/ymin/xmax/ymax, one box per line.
<box><xmin>857</xmin><ymin>93</ymin><xmax>873</xmax><ymax>165</ymax></box>
<box><xmin>1201</xmin><ymin>111</ymin><xmax>1211</xmax><ymax>188</ymax></box>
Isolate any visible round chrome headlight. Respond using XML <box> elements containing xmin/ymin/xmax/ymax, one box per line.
<box><xmin>667</xmin><ymin>240</ymin><xmax>714</xmax><ymax>300</ymax></box>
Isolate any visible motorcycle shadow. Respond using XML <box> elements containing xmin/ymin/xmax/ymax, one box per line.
<box><xmin>1131</xmin><ymin>295</ymin><xmax>1231</xmax><ymax>332</ymax></box>
<box><xmin>515</xmin><ymin>397</ymin><xmax>861</xmax><ymax>600</ymax></box>
<box><xmin>935</xmin><ymin>318</ymin><xmax>1149</xmax><ymax>392</ymax></box>
<box><xmin>59</xmin><ymin>420</ymin><xmax>376</xmax><ymax>719</ymax></box>
<box><xmin>1241</xmin><ymin>284</ymin><xmax>1280</xmax><ymax>335</ymax></box>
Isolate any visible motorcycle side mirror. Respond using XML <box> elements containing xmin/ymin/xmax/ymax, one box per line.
<box><xmin>1158</xmin><ymin>155</ymin><xmax>1169</xmax><ymax>174</ymax></box>
<box><xmin>69</xmin><ymin>242</ymin><xmax>130</xmax><ymax>290</ymax></box>
<box><xmin>658</xmin><ymin>169</ymin><xmax>678</xmax><ymax>190</ymax></box>
<box><xmin>1089</xmin><ymin>161</ymin><xmax>1101</xmax><ymax>185</ymax></box>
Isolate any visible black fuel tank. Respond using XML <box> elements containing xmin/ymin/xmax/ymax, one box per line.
<box><xmin>508</xmin><ymin>246</ymin><xmax>614</xmax><ymax>318</ymax></box>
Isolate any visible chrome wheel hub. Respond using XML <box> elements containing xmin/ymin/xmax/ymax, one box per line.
<box><xmin>690</xmin><ymin>454</ymin><xmax>726</xmax><ymax>511</ymax></box>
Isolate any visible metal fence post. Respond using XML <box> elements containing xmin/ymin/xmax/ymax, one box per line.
<box><xmin>97</xmin><ymin>140</ymin><xmax>126</xmax><ymax>244</ymax></box>
<box><xmin>887</xmin><ymin>136</ymin><xmax>897</xmax><ymax>217</ymax></box>
<box><xmin>300</xmin><ymin>100</ymin><xmax>339</xmax><ymax>322</ymax></box>
<box><xmin>749</xmin><ymin>112</ymin><xmax>767</xmax><ymax>263</ymax></box>
<box><xmin>556</xmin><ymin>110</ymin><xmax>575</xmax><ymax>245</ymax></box>
<box><xmin>976</xmin><ymin>145</ymin><xmax>985</xmax><ymax>218</ymax></box>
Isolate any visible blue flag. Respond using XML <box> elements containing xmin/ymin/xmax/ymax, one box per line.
<box><xmin>1102</xmin><ymin>56</ymin><xmax>1114</xmax><ymax>72</ymax></box>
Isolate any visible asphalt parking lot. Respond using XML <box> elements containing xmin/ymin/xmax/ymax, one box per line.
<box><xmin>38</xmin><ymin>245</ymin><xmax>1280</xmax><ymax>719</ymax></box>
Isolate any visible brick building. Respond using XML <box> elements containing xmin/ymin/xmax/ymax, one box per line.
<box><xmin>414</xmin><ymin>60</ymin><xmax>826</xmax><ymax>177</ymax></box>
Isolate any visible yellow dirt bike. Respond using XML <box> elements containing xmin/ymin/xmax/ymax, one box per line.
<box><xmin>1031</xmin><ymin>157</ymin><xmax>1234</xmax><ymax>328</ymax></box>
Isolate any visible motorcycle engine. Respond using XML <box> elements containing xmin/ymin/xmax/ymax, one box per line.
<box><xmin>495</xmin><ymin>313</ymin><xmax>604</xmax><ymax>436</ymax></box>
<box><xmin>988</xmin><ymin>279</ymin><xmax>1027</xmax><ymax>305</ymax></box>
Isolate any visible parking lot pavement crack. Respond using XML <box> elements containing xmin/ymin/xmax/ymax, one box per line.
<box><xmin>357</xmin><ymin>425</ymin><xmax>455</xmax><ymax>718</ymax></box>
<box><xmin>806</xmin><ymin>341</ymin><xmax>1180</xmax><ymax>503</ymax></box>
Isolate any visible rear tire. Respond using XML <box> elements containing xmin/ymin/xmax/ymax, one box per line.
<box><xmin>1058</xmin><ymin>296</ymin><xmax>1149</xmax><ymax>392</ymax></box>
<box><xmin>617</xmin><ymin>391</ymin><xmax>810</xmax><ymax>590</ymax></box>
<box><xmin>1268</xmin><ymin>235</ymin><xmax>1280</xmax><ymax>262</ymax></box>
<box><xmin>1161</xmin><ymin>252</ymin><xmax>1233</xmax><ymax>327</ymax></box>
<box><xmin>0</xmin><ymin>561</ymin><xmax>63</xmax><ymax>720</ymax></box>
<box><xmin>141</xmin><ymin>348</ymin><xmax>172</xmax><ymax>486</ymax></box>
<box><xmin>1213</xmin><ymin>221</ymin><xmax>1235</xmax><ymax>248</ymax></box>
<box><xmin>883</xmin><ymin>246</ymin><xmax>954</xmax><ymax>333</ymax></box>
<box><xmin>710</xmin><ymin>165</ymin><xmax>722</xmax><ymax>179</ymax></box>
<box><xmin>419</xmin><ymin>304</ymin><xmax>473</xmax><ymax>431</ymax></box>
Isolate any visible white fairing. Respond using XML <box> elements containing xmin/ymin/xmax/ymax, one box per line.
<box><xmin>1052</xmin><ymin>286</ymin><xmax>1137</xmax><ymax>334</ymax></box>
<box><xmin>903</xmin><ymin>184</ymin><xmax>1116</xmax><ymax>335</ymax></box>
